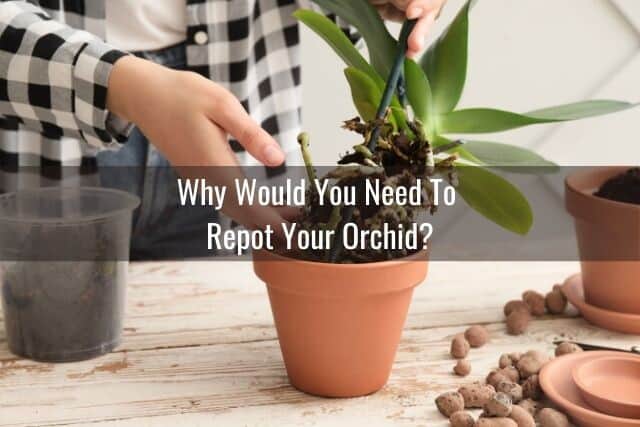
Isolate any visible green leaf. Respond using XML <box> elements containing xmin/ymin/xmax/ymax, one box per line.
<box><xmin>439</xmin><ymin>108</ymin><xmax>552</xmax><ymax>133</ymax></box>
<box><xmin>344</xmin><ymin>67</ymin><xmax>391</xmax><ymax>125</ymax></box>
<box><xmin>390</xmin><ymin>106</ymin><xmax>410</xmax><ymax>133</ymax></box>
<box><xmin>404</xmin><ymin>59</ymin><xmax>432</xmax><ymax>124</ymax></box>
<box><xmin>420</xmin><ymin>0</ymin><xmax>472</xmax><ymax>113</ymax></box>
<box><xmin>526</xmin><ymin>100</ymin><xmax>636</xmax><ymax>120</ymax></box>
<box><xmin>311</xmin><ymin>0</ymin><xmax>397</xmax><ymax>78</ymax></box>
<box><xmin>463</xmin><ymin>141</ymin><xmax>558</xmax><ymax>172</ymax></box>
<box><xmin>293</xmin><ymin>10</ymin><xmax>382</xmax><ymax>85</ymax></box>
<box><xmin>294</xmin><ymin>8</ymin><xmax>407</xmax><ymax>126</ymax></box>
<box><xmin>455</xmin><ymin>165</ymin><xmax>533</xmax><ymax>235</ymax></box>
<box><xmin>438</xmin><ymin>100</ymin><xmax>637</xmax><ymax>134</ymax></box>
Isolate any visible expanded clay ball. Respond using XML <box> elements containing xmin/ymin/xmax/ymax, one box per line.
<box><xmin>509</xmin><ymin>405</ymin><xmax>535</xmax><ymax>427</ymax></box>
<box><xmin>459</xmin><ymin>383</ymin><xmax>496</xmax><ymax>409</ymax></box>
<box><xmin>454</xmin><ymin>360</ymin><xmax>472</xmax><ymax>377</ymax></box>
<box><xmin>451</xmin><ymin>335</ymin><xmax>471</xmax><ymax>359</ymax></box>
<box><xmin>465</xmin><ymin>325</ymin><xmax>490</xmax><ymax>348</ymax></box>
<box><xmin>499</xmin><ymin>354</ymin><xmax>513</xmax><ymax>369</ymax></box>
<box><xmin>487</xmin><ymin>367</ymin><xmax>519</xmax><ymax>388</ymax></box>
<box><xmin>436</xmin><ymin>392</ymin><xmax>465</xmax><ymax>418</ymax></box>
<box><xmin>504</xmin><ymin>300</ymin><xmax>529</xmax><ymax>317</ymax></box>
<box><xmin>555</xmin><ymin>342</ymin><xmax>583</xmax><ymax>357</ymax></box>
<box><xmin>483</xmin><ymin>392</ymin><xmax>513</xmax><ymax>417</ymax></box>
<box><xmin>537</xmin><ymin>408</ymin><xmax>570</xmax><ymax>427</ymax></box>
<box><xmin>516</xmin><ymin>350</ymin><xmax>550</xmax><ymax>379</ymax></box>
<box><xmin>522</xmin><ymin>291</ymin><xmax>546</xmax><ymax>316</ymax></box>
<box><xmin>499</xmin><ymin>353</ymin><xmax>521</xmax><ymax>368</ymax></box>
<box><xmin>475</xmin><ymin>418</ymin><xmax>517</xmax><ymax>427</ymax></box>
<box><xmin>506</xmin><ymin>310</ymin><xmax>530</xmax><ymax>336</ymax></box>
<box><xmin>517</xmin><ymin>399</ymin><xmax>540</xmax><ymax>417</ymax></box>
<box><xmin>501</xmin><ymin>366</ymin><xmax>520</xmax><ymax>383</ymax></box>
<box><xmin>545</xmin><ymin>290</ymin><xmax>568</xmax><ymax>315</ymax></box>
<box><xmin>450</xmin><ymin>411</ymin><xmax>475</xmax><ymax>427</ymax></box>
<box><xmin>522</xmin><ymin>375</ymin><xmax>543</xmax><ymax>400</ymax></box>
<box><xmin>496</xmin><ymin>380</ymin><xmax>523</xmax><ymax>403</ymax></box>
<box><xmin>486</xmin><ymin>370</ymin><xmax>510</xmax><ymax>388</ymax></box>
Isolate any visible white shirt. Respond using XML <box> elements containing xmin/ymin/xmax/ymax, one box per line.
<box><xmin>106</xmin><ymin>0</ymin><xmax>187</xmax><ymax>52</ymax></box>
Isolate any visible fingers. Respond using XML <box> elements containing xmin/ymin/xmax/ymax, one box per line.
<box><xmin>274</xmin><ymin>205</ymin><xmax>302</xmax><ymax>222</ymax></box>
<box><xmin>407</xmin><ymin>10</ymin><xmax>437</xmax><ymax>57</ymax></box>
<box><xmin>212</xmin><ymin>91</ymin><xmax>285</xmax><ymax>167</ymax></box>
<box><xmin>374</xmin><ymin>0</ymin><xmax>445</xmax><ymax>56</ymax></box>
<box><xmin>377</xmin><ymin>3</ymin><xmax>406</xmax><ymax>21</ymax></box>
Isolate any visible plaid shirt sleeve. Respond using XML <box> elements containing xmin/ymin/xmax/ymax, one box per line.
<box><xmin>0</xmin><ymin>1</ymin><xmax>131</xmax><ymax>149</ymax></box>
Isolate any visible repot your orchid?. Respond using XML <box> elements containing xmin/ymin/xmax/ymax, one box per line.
<box><xmin>254</xmin><ymin>0</ymin><xmax>637</xmax><ymax>397</ymax></box>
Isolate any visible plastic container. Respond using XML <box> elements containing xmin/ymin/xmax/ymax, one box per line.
<box><xmin>0</xmin><ymin>187</ymin><xmax>140</xmax><ymax>362</ymax></box>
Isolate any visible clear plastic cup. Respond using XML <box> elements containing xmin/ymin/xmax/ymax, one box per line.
<box><xmin>0</xmin><ymin>187</ymin><xmax>140</xmax><ymax>362</ymax></box>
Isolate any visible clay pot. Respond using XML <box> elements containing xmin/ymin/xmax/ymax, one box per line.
<box><xmin>565</xmin><ymin>167</ymin><xmax>640</xmax><ymax>314</ymax></box>
<box><xmin>253</xmin><ymin>250</ymin><xmax>428</xmax><ymax>397</ymax></box>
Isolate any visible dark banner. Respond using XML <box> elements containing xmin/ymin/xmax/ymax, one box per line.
<box><xmin>0</xmin><ymin>165</ymin><xmax>637</xmax><ymax>261</ymax></box>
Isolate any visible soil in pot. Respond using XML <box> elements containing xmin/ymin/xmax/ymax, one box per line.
<box><xmin>2</xmin><ymin>261</ymin><xmax>127</xmax><ymax>362</ymax></box>
<box><xmin>595</xmin><ymin>168</ymin><xmax>640</xmax><ymax>205</ymax></box>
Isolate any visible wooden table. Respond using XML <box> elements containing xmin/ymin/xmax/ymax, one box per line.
<box><xmin>1</xmin><ymin>261</ymin><xmax>638</xmax><ymax>427</ymax></box>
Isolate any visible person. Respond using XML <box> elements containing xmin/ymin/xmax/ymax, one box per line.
<box><xmin>0</xmin><ymin>0</ymin><xmax>446</xmax><ymax>259</ymax></box>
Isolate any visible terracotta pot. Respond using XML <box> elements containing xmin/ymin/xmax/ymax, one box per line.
<box><xmin>253</xmin><ymin>250</ymin><xmax>428</xmax><ymax>397</ymax></box>
<box><xmin>565</xmin><ymin>167</ymin><xmax>640</xmax><ymax>314</ymax></box>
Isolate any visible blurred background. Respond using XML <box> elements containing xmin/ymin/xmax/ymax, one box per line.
<box><xmin>300</xmin><ymin>0</ymin><xmax>640</xmax><ymax>165</ymax></box>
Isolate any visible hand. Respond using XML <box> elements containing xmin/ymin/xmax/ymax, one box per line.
<box><xmin>371</xmin><ymin>0</ymin><xmax>447</xmax><ymax>57</ymax></box>
<box><xmin>106</xmin><ymin>56</ymin><xmax>289</xmax><ymax>230</ymax></box>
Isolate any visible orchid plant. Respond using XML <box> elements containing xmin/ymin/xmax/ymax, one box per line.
<box><xmin>292</xmin><ymin>0</ymin><xmax>635</xmax><ymax>262</ymax></box>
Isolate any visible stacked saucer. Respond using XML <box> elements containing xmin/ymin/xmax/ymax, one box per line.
<box><xmin>540</xmin><ymin>351</ymin><xmax>640</xmax><ymax>427</ymax></box>
<box><xmin>562</xmin><ymin>274</ymin><xmax>640</xmax><ymax>335</ymax></box>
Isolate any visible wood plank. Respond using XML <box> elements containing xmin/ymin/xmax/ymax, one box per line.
<box><xmin>0</xmin><ymin>261</ymin><xmax>580</xmax><ymax>357</ymax></box>
<box><xmin>2</xmin><ymin>315</ymin><xmax>635</xmax><ymax>427</ymax></box>
<box><xmin>3</xmin><ymin>260</ymin><xmax>633</xmax><ymax>427</ymax></box>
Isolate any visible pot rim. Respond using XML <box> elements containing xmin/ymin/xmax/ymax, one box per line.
<box><xmin>253</xmin><ymin>249</ymin><xmax>429</xmax><ymax>297</ymax></box>
<box><xmin>565</xmin><ymin>167</ymin><xmax>640</xmax><ymax>224</ymax></box>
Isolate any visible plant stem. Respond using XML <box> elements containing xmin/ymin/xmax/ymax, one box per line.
<box><xmin>297</xmin><ymin>132</ymin><xmax>316</xmax><ymax>184</ymax></box>
<box><xmin>324</xmin><ymin>204</ymin><xmax>343</xmax><ymax>261</ymax></box>
<box><xmin>329</xmin><ymin>20</ymin><xmax>417</xmax><ymax>263</ymax></box>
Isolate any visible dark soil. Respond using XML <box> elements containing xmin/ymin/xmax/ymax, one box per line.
<box><xmin>2</xmin><ymin>260</ymin><xmax>125</xmax><ymax>362</ymax></box>
<box><xmin>595</xmin><ymin>168</ymin><xmax>640</xmax><ymax>205</ymax></box>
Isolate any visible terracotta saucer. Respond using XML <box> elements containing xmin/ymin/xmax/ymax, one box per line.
<box><xmin>573</xmin><ymin>356</ymin><xmax>640</xmax><ymax>419</ymax></box>
<box><xmin>562</xmin><ymin>274</ymin><xmax>640</xmax><ymax>335</ymax></box>
<box><xmin>540</xmin><ymin>351</ymin><xmax>640</xmax><ymax>427</ymax></box>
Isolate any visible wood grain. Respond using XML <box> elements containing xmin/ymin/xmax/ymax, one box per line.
<box><xmin>1</xmin><ymin>261</ymin><xmax>635</xmax><ymax>426</ymax></box>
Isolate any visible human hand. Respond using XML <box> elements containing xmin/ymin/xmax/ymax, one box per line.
<box><xmin>106</xmin><ymin>56</ymin><xmax>289</xmax><ymax>230</ymax></box>
<box><xmin>370</xmin><ymin>0</ymin><xmax>448</xmax><ymax>57</ymax></box>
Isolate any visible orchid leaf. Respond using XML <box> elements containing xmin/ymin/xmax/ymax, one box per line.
<box><xmin>390</xmin><ymin>106</ymin><xmax>410</xmax><ymax>133</ymax></box>
<box><xmin>438</xmin><ymin>100</ymin><xmax>637</xmax><ymax>134</ymax></box>
<box><xmin>420</xmin><ymin>0</ymin><xmax>472</xmax><ymax>113</ymax></box>
<box><xmin>404</xmin><ymin>59</ymin><xmax>432</xmax><ymax>125</ymax></box>
<box><xmin>311</xmin><ymin>0</ymin><xmax>397</xmax><ymax>78</ymax></box>
<box><xmin>463</xmin><ymin>140</ymin><xmax>559</xmax><ymax>173</ymax></box>
<box><xmin>293</xmin><ymin>10</ymin><xmax>383</xmax><ymax>86</ymax></box>
<box><xmin>344</xmin><ymin>67</ymin><xmax>397</xmax><ymax>128</ymax></box>
<box><xmin>526</xmin><ymin>100</ymin><xmax>636</xmax><ymax>120</ymax></box>
<box><xmin>455</xmin><ymin>165</ymin><xmax>533</xmax><ymax>235</ymax></box>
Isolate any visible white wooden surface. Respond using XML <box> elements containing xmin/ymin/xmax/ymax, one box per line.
<box><xmin>2</xmin><ymin>260</ymin><xmax>639</xmax><ymax>427</ymax></box>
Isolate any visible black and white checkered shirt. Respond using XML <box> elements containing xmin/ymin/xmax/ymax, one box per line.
<box><xmin>0</xmin><ymin>0</ymin><xmax>356</xmax><ymax>186</ymax></box>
